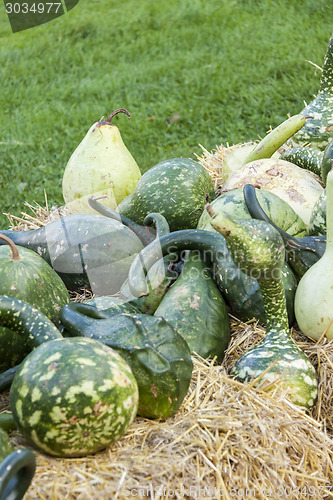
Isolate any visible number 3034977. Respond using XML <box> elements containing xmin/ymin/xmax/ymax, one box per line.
<box><xmin>5</xmin><ymin>3</ymin><xmax>62</xmax><ymax>14</ymax></box>
<box><xmin>277</xmin><ymin>485</ymin><xmax>331</xmax><ymax>497</ymax></box>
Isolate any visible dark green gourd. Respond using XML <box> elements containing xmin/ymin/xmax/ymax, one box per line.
<box><xmin>293</xmin><ymin>32</ymin><xmax>333</xmax><ymax>150</ymax></box>
<box><xmin>154</xmin><ymin>253</ymin><xmax>230</xmax><ymax>362</ymax></box>
<box><xmin>243</xmin><ymin>184</ymin><xmax>326</xmax><ymax>279</ymax></box>
<box><xmin>0</xmin><ymin>427</ymin><xmax>36</xmax><ymax>500</ymax></box>
<box><xmin>60</xmin><ymin>305</ymin><xmax>193</xmax><ymax>419</ymax></box>
<box><xmin>0</xmin><ymin>214</ymin><xmax>144</xmax><ymax>294</ymax></box>
<box><xmin>117</xmin><ymin>157</ymin><xmax>216</xmax><ymax>231</ymax></box>
<box><xmin>208</xmin><ymin>208</ymin><xmax>318</xmax><ymax>409</ymax></box>
<box><xmin>126</xmin><ymin>229</ymin><xmax>297</xmax><ymax>326</ymax></box>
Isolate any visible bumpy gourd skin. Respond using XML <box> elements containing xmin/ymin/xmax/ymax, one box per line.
<box><xmin>209</xmin><ymin>210</ymin><xmax>318</xmax><ymax>409</ymax></box>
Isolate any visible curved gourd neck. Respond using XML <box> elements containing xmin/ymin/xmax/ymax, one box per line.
<box><xmin>260</xmin><ymin>278</ymin><xmax>289</xmax><ymax>336</ymax></box>
<box><xmin>325</xmin><ymin>167</ymin><xmax>333</xmax><ymax>249</ymax></box>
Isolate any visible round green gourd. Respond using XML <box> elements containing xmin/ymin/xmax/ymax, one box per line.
<box><xmin>10</xmin><ymin>337</ymin><xmax>139</xmax><ymax>457</ymax></box>
<box><xmin>117</xmin><ymin>157</ymin><xmax>216</xmax><ymax>231</ymax></box>
<box><xmin>208</xmin><ymin>209</ymin><xmax>318</xmax><ymax>409</ymax></box>
<box><xmin>0</xmin><ymin>235</ymin><xmax>70</xmax><ymax>372</ymax></box>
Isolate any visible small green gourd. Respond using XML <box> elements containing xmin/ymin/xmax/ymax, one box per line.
<box><xmin>207</xmin><ymin>207</ymin><xmax>318</xmax><ymax>409</ymax></box>
<box><xmin>295</xmin><ymin>165</ymin><xmax>333</xmax><ymax>340</ymax></box>
<box><xmin>279</xmin><ymin>147</ymin><xmax>324</xmax><ymax>176</ymax></box>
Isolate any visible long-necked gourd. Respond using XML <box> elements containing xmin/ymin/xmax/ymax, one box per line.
<box><xmin>294</xmin><ymin>165</ymin><xmax>333</xmax><ymax>340</ymax></box>
<box><xmin>126</xmin><ymin>229</ymin><xmax>297</xmax><ymax>326</ymax></box>
<box><xmin>243</xmin><ymin>184</ymin><xmax>326</xmax><ymax>279</ymax></box>
<box><xmin>207</xmin><ymin>207</ymin><xmax>318</xmax><ymax>409</ymax></box>
<box><xmin>293</xmin><ymin>32</ymin><xmax>333</xmax><ymax>150</ymax></box>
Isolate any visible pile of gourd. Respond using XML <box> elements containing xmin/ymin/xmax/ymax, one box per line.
<box><xmin>1</xmin><ymin>31</ymin><xmax>333</xmax><ymax>500</ymax></box>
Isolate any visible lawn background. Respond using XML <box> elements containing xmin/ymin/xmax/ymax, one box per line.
<box><xmin>0</xmin><ymin>0</ymin><xmax>332</xmax><ymax>226</ymax></box>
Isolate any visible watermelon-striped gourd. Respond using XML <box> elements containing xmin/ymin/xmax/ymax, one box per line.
<box><xmin>10</xmin><ymin>337</ymin><xmax>139</xmax><ymax>457</ymax></box>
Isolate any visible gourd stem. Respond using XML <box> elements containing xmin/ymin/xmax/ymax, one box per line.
<box><xmin>105</xmin><ymin>109</ymin><xmax>131</xmax><ymax>123</ymax></box>
<box><xmin>0</xmin><ymin>234</ymin><xmax>20</xmax><ymax>261</ymax></box>
<box><xmin>260</xmin><ymin>278</ymin><xmax>289</xmax><ymax>334</ymax></box>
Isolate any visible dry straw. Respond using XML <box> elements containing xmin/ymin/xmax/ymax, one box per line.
<box><xmin>1</xmin><ymin>180</ymin><xmax>333</xmax><ymax>499</ymax></box>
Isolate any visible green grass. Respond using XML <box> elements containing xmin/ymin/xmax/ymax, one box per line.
<box><xmin>0</xmin><ymin>0</ymin><xmax>331</xmax><ymax>226</ymax></box>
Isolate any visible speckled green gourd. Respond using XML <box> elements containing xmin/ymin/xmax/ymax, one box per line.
<box><xmin>243</xmin><ymin>184</ymin><xmax>326</xmax><ymax>279</ymax></box>
<box><xmin>308</xmin><ymin>189</ymin><xmax>327</xmax><ymax>236</ymax></box>
<box><xmin>293</xmin><ymin>33</ymin><xmax>333</xmax><ymax>150</ymax></box>
<box><xmin>208</xmin><ymin>210</ymin><xmax>318</xmax><ymax>409</ymax></box>
<box><xmin>0</xmin><ymin>235</ymin><xmax>70</xmax><ymax>371</ymax></box>
<box><xmin>10</xmin><ymin>337</ymin><xmax>139</xmax><ymax>457</ymax></box>
<box><xmin>126</xmin><ymin>229</ymin><xmax>297</xmax><ymax>326</ymax></box>
<box><xmin>60</xmin><ymin>306</ymin><xmax>193</xmax><ymax>419</ymax></box>
<box><xmin>280</xmin><ymin>147</ymin><xmax>324</xmax><ymax>176</ymax></box>
<box><xmin>154</xmin><ymin>253</ymin><xmax>230</xmax><ymax>362</ymax></box>
<box><xmin>197</xmin><ymin>187</ymin><xmax>307</xmax><ymax>237</ymax></box>
<box><xmin>117</xmin><ymin>158</ymin><xmax>216</xmax><ymax>231</ymax></box>
<box><xmin>0</xmin><ymin>214</ymin><xmax>144</xmax><ymax>294</ymax></box>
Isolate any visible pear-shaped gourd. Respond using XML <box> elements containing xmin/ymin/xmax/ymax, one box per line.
<box><xmin>62</xmin><ymin>109</ymin><xmax>141</xmax><ymax>213</ymax></box>
<box><xmin>293</xmin><ymin>32</ymin><xmax>333</xmax><ymax>150</ymax></box>
<box><xmin>295</xmin><ymin>163</ymin><xmax>333</xmax><ymax>340</ymax></box>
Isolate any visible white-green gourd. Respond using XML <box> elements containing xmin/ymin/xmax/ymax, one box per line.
<box><xmin>295</xmin><ymin>163</ymin><xmax>333</xmax><ymax>340</ymax></box>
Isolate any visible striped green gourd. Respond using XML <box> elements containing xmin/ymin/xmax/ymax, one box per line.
<box><xmin>0</xmin><ymin>427</ymin><xmax>36</xmax><ymax>500</ymax></box>
<box><xmin>208</xmin><ymin>208</ymin><xmax>318</xmax><ymax>409</ymax></box>
<box><xmin>293</xmin><ymin>32</ymin><xmax>333</xmax><ymax>150</ymax></box>
<box><xmin>0</xmin><ymin>297</ymin><xmax>139</xmax><ymax>457</ymax></box>
<box><xmin>117</xmin><ymin>157</ymin><xmax>216</xmax><ymax>231</ymax></box>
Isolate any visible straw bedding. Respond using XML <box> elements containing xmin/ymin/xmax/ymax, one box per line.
<box><xmin>1</xmin><ymin>175</ymin><xmax>333</xmax><ymax>499</ymax></box>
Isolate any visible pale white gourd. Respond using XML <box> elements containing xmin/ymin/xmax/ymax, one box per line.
<box><xmin>295</xmin><ymin>164</ymin><xmax>333</xmax><ymax>340</ymax></box>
